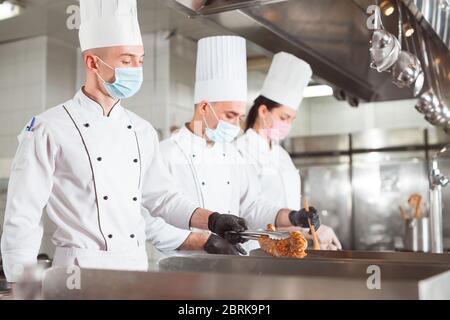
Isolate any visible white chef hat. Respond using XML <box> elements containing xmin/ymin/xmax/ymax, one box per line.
<box><xmin>78</xmin><ymin>0</ymin><xmax>143</xmax><ymax>52</ymax></box>
<box><xmin>194</xmin><ymin>36</ymin><xmax>247</xmax><ymax>104</ymax></box>
<box><xmin>261</xmin><ymin>52</ymin><xmax>312</xmax><ymax>111</ymax></box>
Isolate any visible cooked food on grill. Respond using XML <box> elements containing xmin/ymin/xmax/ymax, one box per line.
<box><xmin>258</xmin><ymin>224</ymin><xmax>308</xmax><ymax>258</ymax></box>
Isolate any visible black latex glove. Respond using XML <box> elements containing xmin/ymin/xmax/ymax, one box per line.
<box><xmin>208</xmin><ymin>212</ymin><xmax>248</xmax><ymax>244</ymax></box>
<box><xmin>204</xmin><ymin>234</ymin><xmax>247</xmax><ymax>255</ymax></box>
<box><xmin>288</xmin><ymin>206</ymin><xmax>321</xmax><ymax>230</ymax></box>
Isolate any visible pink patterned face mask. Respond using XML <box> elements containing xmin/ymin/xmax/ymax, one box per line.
<box><xmin>263</xmin><ymin>113</ymin><xmax>292</xmax><ymax>141</ymax></box>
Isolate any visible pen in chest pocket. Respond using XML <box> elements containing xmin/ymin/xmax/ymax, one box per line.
<box><xmin>26</xmin><ymin>117</ymin><xmax>36</xmax><ymax>132</ymax></box>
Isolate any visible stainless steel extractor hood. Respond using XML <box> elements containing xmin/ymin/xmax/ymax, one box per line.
<box><xmin>174</xmin><ymin>0</ymin><xmax>287</xmax><ymax>15</ymax></box>
<box><xmin>163</xmin><ymin>0</ymin><xmax>450</xmax><ymax>103</ymax></box>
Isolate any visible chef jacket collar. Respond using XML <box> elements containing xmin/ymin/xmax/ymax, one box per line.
<box><xmin>178</xmin><ymin>123</ymin><xmax>208</xmax><ymax>147</ymax></box>
<box><xmin>75</xmin><ymin>88</ymin><xmax>124</xmax><ymax>119</ymax></box>
<box><xmin>246</xmin><ymin>128</ymin><xmax>272</xmax><ymax>154</ymax></box>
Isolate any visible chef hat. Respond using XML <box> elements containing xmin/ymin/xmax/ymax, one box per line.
<box><xmin>261</xmin><ymin>52</ymin><xmax>312</xmax><ymax>111</ymax></box>
<box><xmin>79</xmin><ymin>0</ymin><xmax>143</xmax><ymax>52</ymax></box>
<box><xmin>194</xmin><ymin>36</ymin><xmax>247</xmax><ymax>104</ymax></box>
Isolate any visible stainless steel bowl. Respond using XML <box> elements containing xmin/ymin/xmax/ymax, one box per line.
<box><xmin>392</xmin><ymin>51</ymin><xmax>423</xmax><ymax>88</ymax></box>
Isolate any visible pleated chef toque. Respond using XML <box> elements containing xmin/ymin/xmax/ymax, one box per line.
<box><xmin>261</xmin><ymin>52</ymin><xmax>312</xmax><ymax>111</ymax></box>
<box><xmin>79</xmin><ymin>0</ymin><xmax>143</xmax><ymax>52</ymax></box>
<box><xmin>194</xmin><ymin>36</ymin><xmax>247</xmax><ymax>104</ymax></box>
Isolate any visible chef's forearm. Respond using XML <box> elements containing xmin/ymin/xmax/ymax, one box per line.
<box><xmin>189</xmin><ymin>208</ymin><xmax>213</xmax><ymax>230</ymax></box>
<box><xmin>177</xmin><ymin>232</ymin><xmax>209</xmax><ymax>250</ymax></box>
<box><xmin>275</xmin><ymin>208</ymin><xmax>293</xmax><ymax>227</ymax></box>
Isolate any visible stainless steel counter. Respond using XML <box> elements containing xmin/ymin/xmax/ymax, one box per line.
<box><xmin>41</xmin><ymin>251</ymin><xmax>450</xmax><ymax>300</ymax></box>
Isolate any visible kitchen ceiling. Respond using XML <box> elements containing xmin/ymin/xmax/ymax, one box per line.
<box><xmin>0</xmin><ymin>0</ymin><xmax>267</xmax><ymax>57</ymax></box>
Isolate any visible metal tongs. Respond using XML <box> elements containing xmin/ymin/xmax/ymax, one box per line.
<box><xmin>227</xmin><ymin>230</ymin><xmax>291</xmax><ymax>241</ymax></box>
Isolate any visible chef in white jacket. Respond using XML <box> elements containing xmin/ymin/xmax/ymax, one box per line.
<box><xmin>158</xmin><ymin>36</ymin><xmax>323</xmax><ymax>253</ymax></box>
<box><xmin>0</xmin><ymin>0</ymin><xmax>249</xmax><ymax>283</ymax></box>
<box><xmin>237</xmin><ymin>52</ymin><xmax>342</xmax><ymax>250</ymax></box>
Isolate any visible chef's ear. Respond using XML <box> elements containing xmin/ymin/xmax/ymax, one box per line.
<box><xmin>84</xmin><ymin>52</ymin><xmax>100</xmax><ymax>72</ymax></box>
<box><xmin>197</xmin><ymin>100</ymin><xmax>210</xmax><ymax>115</ymax></box>
<box><xmin>258</xmin><ymin>104</ymin><xmax>269</xmax><ymax>118</ymax></box>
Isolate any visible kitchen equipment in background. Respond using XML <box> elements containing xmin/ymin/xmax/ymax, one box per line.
<box><xmin>370</xmin><ymin>30</ymin><xmax>401</xmax><ymax>72</ymax></box>
<box><xmin>289</xmin><ymin>127</ymin><xmax>450</xmax><ymax>251</ymax></box>
<box><xmin>429</xmin><ymin>146</ymin><xmax>450</xmax><ymax>253</ymax></box>
<box><xmin>369</xmin><ymin>4</ymin><xmax>401</xmax><ymax>72</ymax></box>
<box><xmin>367</xmin><ymin>1</ymin><xmax>424</xmax><ymax>96</ymax></box>
<box><xmin>399</xmin><ymin>193</ymin><xmax>430</xmax><ymax>252</ymax></box>
<box><xmin>413</xmin><ymin>10</ymin><xmax>450</xmax><ymax>133</ymax></box>
<box><xmin>387</xmin><ymin>1</ymin><xmax>423</xmax><ymax>92</ymax></box>
<box><xmin>408</xmin><ymin>193</ymin><xmax>423</xmax><ymax>218</ymax></box>
<box><xmin>391</xmin><ymin>51</ymin><xmax>423</xmax><ymax>89</ymax></box>
<box><xmin>403</xmin><ymin>217</ymin><xmax>430</xmax><ymax>252</ymax></box>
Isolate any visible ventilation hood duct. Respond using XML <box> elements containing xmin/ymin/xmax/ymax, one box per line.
<box><xmin>165</xmin><ymin>0</ymin><xmax>450</xmax><ymax>103</ymax></box>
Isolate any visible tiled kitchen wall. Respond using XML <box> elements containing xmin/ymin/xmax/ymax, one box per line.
<box><xmin>0</xmin><ymin>36</ymin><xmax>47</xmax><ymax>179</ymax></box>
<box><xmin>168</xmin><ymin>34</ymin><xmax>197</xmax><ymax>132</ymax></box>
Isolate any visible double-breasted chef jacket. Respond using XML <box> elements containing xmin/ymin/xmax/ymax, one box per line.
<box><xmin>1</xmin><ymin>89</ymin><xmax>195</xmax><ymax>282</ymax></box>
<box><xmin>159</xmin><ymin>125</ymin><xmax>280</xmax><ymax>245</ymax></box>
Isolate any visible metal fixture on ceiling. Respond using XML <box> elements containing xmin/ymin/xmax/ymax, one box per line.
<box><xmin>0</xmin><ymin>0</ymin><xmax>23</xmax><ymax>21</ymax></box>
<box><xmin>405</xmin><ymin>0</ymin><xmax>450</xmax><ymax>49</ymax></box>
<box><xmin>163</xmin><ymin>0</ymin><xmax>450</xmax><ymax>103</ymax></box>
<box><xmin>369</xmin><ymin>1</ymin><xmax>424</xmax><ymax>97</ymax></box>
<box><xmin>414</xmin><ymin>13</ymin><xmax>450</xmax><ymax>134</ymax></box>
<box><xmin>429</xmin><ymin>146</ymin><xmax>450</xmax><ymax>253</ymax></box>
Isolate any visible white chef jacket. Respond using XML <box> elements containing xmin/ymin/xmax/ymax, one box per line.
<box><xmin>158</xmin><ymin>125</ymin><xmax>281</xmax><ymax>253</ymax></box>
<box><xmin>1</xmin><ymin>89</ymin><xmax>195</xmax><ymax>282</ymax></box>
<box><xmin>237</xmin><ymin>129</ymin><xmax>302</xmax><ymax>210</ymax></box>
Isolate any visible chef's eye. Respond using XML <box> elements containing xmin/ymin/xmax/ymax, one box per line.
<box><xmin>122</xmin><ymin>60</ymin><xmax>132</xmax><ymax>65</ymax></box>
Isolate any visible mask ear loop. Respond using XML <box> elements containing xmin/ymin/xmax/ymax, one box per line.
<box><xmin>201</xmin><ymin>103</ymin><xmax>216</xmax><ymax>142</ymax></box>
<box><xmin>207</xmin><ymin>103</ymin><xmax>221</xmax><ymax>122</ymax></box>
<box><xmin>94</xmin><ymin>56</ymin><xmax>115</xmax><ymax>84</ymax></box>
<box><xmin>203</xmin><ymin>102</ymin><xmax>222</xmax><ymax>129</ymax></box>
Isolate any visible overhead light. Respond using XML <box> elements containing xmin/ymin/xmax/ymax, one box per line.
<box><xmin>0</xmin><ymin>1</ymin><xmax>22</xmax><ymax>21</ymax></box>
<box><xmin>380</xmin><ymin>0</ymin><xmax>395</xmax><ymax>16</ymax></box>
<box><xmin>403</xmin><ymin>23</ymin><xmax>414</xmax><ymax>37</ymax></box>
<box><xmin>303</xmin><ymin>85</ymin><xmax>333</xmax><ymax>98</ymax></box>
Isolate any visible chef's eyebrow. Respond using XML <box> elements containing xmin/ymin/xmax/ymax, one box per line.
<box><xmin>120</xmin><ymin>53</ymin><xmax>145</xmax><ymax>58</ymax></box>
<box><xmin>227</xmin><ymin>111</ymin><xmax>241</xmax><ymax>117</ymax></box>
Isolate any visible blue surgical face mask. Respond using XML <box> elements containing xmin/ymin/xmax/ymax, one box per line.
<box><xmin>203</xmin><ymin>103</ymin><xmax>241</xmax><ymax>143</ymax></box>
<box><xmin>96</xmin><ymin>57</ymin><xmax>143</xmax><ymax>100</ymax></box>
